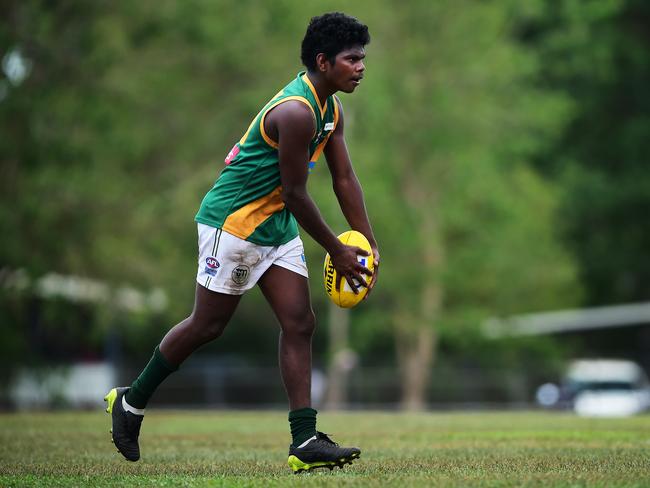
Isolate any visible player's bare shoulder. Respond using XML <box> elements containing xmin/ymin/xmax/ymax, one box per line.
<box><xmin>265</xmin><ymin>100</ymin><xmax>316</xmax><ymax>142</ymax></box>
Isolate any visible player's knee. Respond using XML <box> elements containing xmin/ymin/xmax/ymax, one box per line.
<box><xmin>189</xmin><ymin>315</ymin><xmax>227</xmax><ymax>342</ymax></box>
<box><xmin>283</xmin><ymin>309</ymin><xmax>316</xmax><ymax>338</ymax></box>
<box><xmin>204</xmin><ymin>320</ymin><xmax>228</xmax><ymax>341</ymax></box>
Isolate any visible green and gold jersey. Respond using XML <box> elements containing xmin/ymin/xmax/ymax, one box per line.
<box><xmin>195</xmin><ymin>72</ymin><xmax>340</xmax><ymax>246</ymax></box>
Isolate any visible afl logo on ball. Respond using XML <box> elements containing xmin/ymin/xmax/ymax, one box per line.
<box><xmin>205</xmin><ymin>257</ymin><xmax>220</xmax><ymax>269</ymax></box>
<box><xmin>231</xmin><ymin>264</ymin><xmax>250</xmax><ymax>286</ymax></box>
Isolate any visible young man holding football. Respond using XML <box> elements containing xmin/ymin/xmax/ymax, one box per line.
<box><xmin>105</xmin><ymin>12</ymin><xmax>379</xmax><ymax>473</ymax></box>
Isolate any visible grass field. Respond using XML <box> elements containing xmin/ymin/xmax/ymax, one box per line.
<box><xmin>1</xmin><ymin>409</ymin><xmax>649</xmax><ymax>487</ymax></box>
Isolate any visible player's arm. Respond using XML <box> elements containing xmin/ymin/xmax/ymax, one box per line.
<box><xmin>324</xmin><ymin>98</ymin><xmax>380</xmax><ymax>293</ymax></box>
<box><xmin>266</xmin><ymin>101</ymin><xmax>371</xmax><ymax>292</ymax></box>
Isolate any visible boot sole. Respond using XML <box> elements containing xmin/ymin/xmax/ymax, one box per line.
<box><xmin>288</xmin><ymin>452</ymin><xmax>360</xmax><ymax>473</ymax></box>
<box><xmin>104</xmin><ymin>388</ymin><xmax>118</xmax><ymax>414</ymax></box>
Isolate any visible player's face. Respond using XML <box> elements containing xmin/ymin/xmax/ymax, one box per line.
<box><xmin>328</xmin><ymin>46</ymin><xmax>366</xmax><ymax>93</ymax></box>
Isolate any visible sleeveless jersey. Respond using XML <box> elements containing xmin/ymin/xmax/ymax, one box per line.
<box><xmin>195</xmin><ymin>72</ymin><xmax>340</xmax><ymax>246</ymax></box>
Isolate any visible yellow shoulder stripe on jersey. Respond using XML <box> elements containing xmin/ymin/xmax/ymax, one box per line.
<box><xmin>222</xmin><ymin>186</ymin><xmax>285</xmax><ymax>239</ymax></box>
<box><xmin>301</xmin><ymin>74</ymin><xmax>326</xmax><ymax>119</ymax></box>
<box><xmin>238</xmin><ymin>90</ymin><xmax>286</xmax><ymax>146</ymax></box>
<box><xmin>259</xmin><ymin>96</ymin><xmax>315</xmax><ymax>149</ymax></box>
<box><xmin>333</xmin><ymin>94</ymin><xmax>340</xmax><ymax>126</ymax></box>
<box><xmin>310</xmin><ymin>96</ymin><xmax>340</xmax><ymax>163</ymax></box>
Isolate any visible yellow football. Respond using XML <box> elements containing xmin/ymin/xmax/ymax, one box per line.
<box><xmin>323</xmin><ymin>230</ymin><xmax>374</xmax><ymax>308</ymax></box>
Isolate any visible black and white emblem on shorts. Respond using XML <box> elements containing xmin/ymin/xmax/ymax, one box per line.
<box><xmin>231</xmin><ymin>264</ymin><xmax>250</xmax><ymax>286</ymax></box>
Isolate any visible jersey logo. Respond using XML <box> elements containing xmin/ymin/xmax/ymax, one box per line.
<box><xmin>315</xmin><ymin>121</ymin><xmax>335</xmax><ymax>144</ymax></box>
<box><xmin>225</xmin><ymin>144</ymin><xmax>240</xmax><ymax>165</ymax></box>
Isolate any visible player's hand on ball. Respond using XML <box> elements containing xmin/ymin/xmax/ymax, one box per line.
<box><xmin>323</xmin><ymin>231</ymin><xmax>375</xmax><ymax>308</ymax></box>
<box><xmin>363</xmin><ymin>247</ymin><xmax>380</xmax><ymax>300</ymax></box>
<box><xmin>330</xmin><ymin>243</ymin><xmax>372</xmax><ymax>295</ymax></box>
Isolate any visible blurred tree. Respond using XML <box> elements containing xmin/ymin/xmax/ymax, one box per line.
<box><xmin>313</xmin><ymin>0</ymin><xmax>582</xmax><ymax>409</ymax></box>
<box><xmin>1</xmin><ymin>0</ymin><xmax>583</xmax><ymax>409</ymax></box>
<box><xmin>0</xmin><ymin>0</ymin><xmax>309</xmax><ymax>372</ymax></box>
<box><xmin>521</xmin><ymin>0</ymin><xmax>650</xmax><ymax>305</ymax></box>
<box><xmin>0</xmin><ymin>0</ymin><xmax>306</xmax><ymax>311</ymax></box>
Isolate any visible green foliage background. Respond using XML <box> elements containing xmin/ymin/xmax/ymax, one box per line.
<box><xmin>1</xmin><ymin>0</ymin><xmax>648</xmax><ymax>386</ymax></box>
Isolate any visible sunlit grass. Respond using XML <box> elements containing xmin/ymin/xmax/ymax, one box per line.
<box><xmin>1</xmin><ymin>410</ymin><xmax>649</xmax><ymax>486</ymax></box>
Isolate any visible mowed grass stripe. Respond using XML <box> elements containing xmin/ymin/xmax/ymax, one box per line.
<box><xmin>1</xmin><ymin>411</ymin><xmax>649</xmax><ymax>487</ymax></box>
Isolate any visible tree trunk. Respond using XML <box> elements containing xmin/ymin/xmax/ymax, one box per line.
<box><xmin>396</xmin><ymin>321</ymin><xmax>437</xmax><ymax>410</ymax></box>
<box><xmin>395</xmin><ymin>276</ymin><xmax>441</xmax><ymax>410</ymax></box>
<box><xmin>394</xmin><ymin>166</ymin><xmax>444</xmax><ymax>410</ymax></box>
<box><xmin>324</xmin><ymin>303</ymin><xmax>355</xmax><ymax>409</ymax></box>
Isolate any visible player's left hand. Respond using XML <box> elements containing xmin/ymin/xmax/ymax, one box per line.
<box><xmin>363</xmin><ymin>247</ymin><xmax>380</xmax><ymax>300</ymax></box>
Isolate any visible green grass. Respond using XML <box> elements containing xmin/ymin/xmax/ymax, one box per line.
<box><xmin>1</xmin><ymin>410</ymin><xmax>650</xmax><ymax>487</ymax></box>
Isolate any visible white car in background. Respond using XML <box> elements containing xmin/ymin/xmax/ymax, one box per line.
<box><xmin>537</xmin><ymin>359</ymin><xmax>650</xmax><ymax>417</ymax></box>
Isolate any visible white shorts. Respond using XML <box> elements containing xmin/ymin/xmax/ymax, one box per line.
<box><xmin>196</xmin><ymin>223</ymin><xmax>308</xmax><ymax>295</ymax></box>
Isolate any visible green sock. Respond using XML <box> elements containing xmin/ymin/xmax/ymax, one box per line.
<box><xmin>289</xmin><ymin>407</ymin><xmax>317</xmax><ymax>447</ymax></box>
<box><xmin>125</xmin><ymin>346</ymin><xmax>178</xmax><ymax>409</ymax></box>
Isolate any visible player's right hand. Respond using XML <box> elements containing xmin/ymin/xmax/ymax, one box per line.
<box><xmin>329</xmin><ymin>243</ymin><xmax>372</xmax><ymax>294</ymax></box>
<box><xmin>363</xmin><ymin>246</ymin><xmax>380</xmax><ymax>300</ymax></box>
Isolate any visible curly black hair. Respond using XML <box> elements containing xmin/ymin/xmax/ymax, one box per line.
<box><xmin>301</xmin><ymin>12</ymin><xmax>370</xmax><ymax>71</ymax></box>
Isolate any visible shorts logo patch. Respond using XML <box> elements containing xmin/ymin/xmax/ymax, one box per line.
<box><xmin>204</xmin><ymin>257</ymin><xmax>220</xmax><ymax>277</ymax></box>
<box><xmin>231</xmin><ymin>264</ymin><xmax>250</xmax><ymax>286</ymax></box>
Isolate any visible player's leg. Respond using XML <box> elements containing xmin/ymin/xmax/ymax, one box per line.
<box><xmin>258</xmin><ymin>263</ymin><xmax>360</xmax><ymax>473</ymax></box>
<box><xmin>128</xmin><ymin>284</ymin><xmax>241</xmax><ymax>407</ymax></box>
<box><xmin>105</xmin><ymin>284</ymin><xmax>241</xmax><ymax>461</ymax></box>
<box><xmin>158</xmin><ymin>284</ymin><xmax>242</xmax><ymax>364</ymax></box>
<box><xmin>258</xmin><ymin>264</ymin><xmax>315</xmax><ymax>411</ymax></box>
<box><xmin>105</xmin><ymin>224</ymin><xmax>258</xmax><ymax>462</ymax></box>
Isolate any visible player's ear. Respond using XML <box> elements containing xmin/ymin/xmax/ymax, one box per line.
<box><xmin>315</xmin><ymin>53</ymin><xmax>330</xmax><ymax>72</ymax></box>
